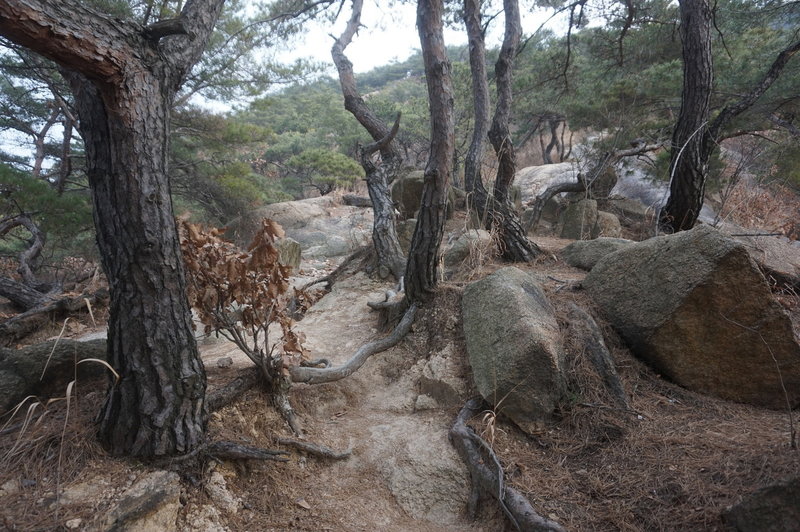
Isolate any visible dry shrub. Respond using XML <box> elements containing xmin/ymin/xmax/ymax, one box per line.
<box><xmin>180</xmin><ymin>217</ymin><xmax>308</xmax><ymax>376</ymax></box>
<box><xmin>717</xmin><ymin>180</ymin><xmax>800</xmax><ymax>239</ymax></box>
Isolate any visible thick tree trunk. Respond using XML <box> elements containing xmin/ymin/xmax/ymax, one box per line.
<box><xmin>405</xmin><ymin>0</ymin><xmax>454</xmax><ymax>304</ymax></box>
<box><xmin>0</xmin><ymin>0</ymin><xmax>226</xmax><ymax>456</ymax></box>
<box><xmin>332</xmin><ymin>0</ymin><xmax>405</xmax><ymax>281</ymax></box>
<box><xmin>68</xmin><ymin>72</ymin><xmax>207</xmax><ymax>456</ymax></box>
<box><xmin>660</xmin><ymin>0</ymin><xmax>714</xmax><ymax>232</ymax></box>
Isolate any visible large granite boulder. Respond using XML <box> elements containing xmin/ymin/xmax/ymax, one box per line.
<box><xmin>562</xmin><ymin>237</ymin><xmax>633</xmax><ymax>271</ymax></box>
<box><xmin>560</xmin><ymin>199</ymin><xmax>598</xmax><ymax>240</ymax></box>
<box><xmin>584</xmin><ymin>225</ymin><xmax>800</xmax><ymax>408</ymax></box>
<box><xmin>462</xmin><ymin>267</ymin><xmax>564</xmax><ymax>433</ymax></box>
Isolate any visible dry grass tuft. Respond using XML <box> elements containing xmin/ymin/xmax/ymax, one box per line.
<box><xmin>717</xmin><ymin>180</ymin><xmax>800</xmax><ymax>239</ymax></box>
<box><xmin>0</xmin><ymin>383</ymin><xmax>109</xmax><ymax>530</ymax></box>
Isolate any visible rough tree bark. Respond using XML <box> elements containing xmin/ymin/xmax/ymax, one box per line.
<box><xmin>488</xmin><ymin>0</ymin><xmax>521</xmax><ymax>206</ymax></box>
<box><xmin>462</xmin><ymin>0</ymin><xmax>540</xmax><ymax>262</ymax></box>
<box><xmin>0</xmin><ymin>0</ymin><xmax>226</xmax><ymax>456</ymax></box>
<box><xmin>405</xmin><ymin>0</ymin><xmax>455</xmax><ymax>304</ymax></box>
<box><xmin>659</xmin><ymin>0</ymin><xmax>713</xmax><ymax>233</ymax></box>
<box><xmin>332</xmin><ymin>0</ymin><xmax>406</xmax><ymax>281</ymax></box>
<box><xmin>661</xmin><ymin>0</ymin><xmax>800</xmax><ymax>232</ymax></box>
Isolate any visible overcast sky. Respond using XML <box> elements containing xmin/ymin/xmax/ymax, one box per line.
<box><xmin>279</xmin><ymin>0</ymin><xmax>555</xmax><ymax>74</ymax></box>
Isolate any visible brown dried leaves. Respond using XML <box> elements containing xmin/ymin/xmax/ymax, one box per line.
<box><xmin>179</xmin><ymin>218</ymin><xmax>307</xmax><ymax>369</ymax></box>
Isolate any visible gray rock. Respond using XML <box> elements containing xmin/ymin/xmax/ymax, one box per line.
<box><xmin>722</xmin><ymin>477</ymin><xmax>800</xmax><ymax>532</ymax></box>
<box><xmin>366</xmin><ymin>418</ymin><xmax>469</xmax><ymax>525</ymax></box>
<box><xmin>462</xmin><ymin>267</ymin><xmax>564</xmax><ymax>434</ymax></box>
<box><xmin>275</xmin><ymin>237</ymin><xmax>301</xmax><ymax>272</ymax></box>
<box><xmin>562</xmin><ymin>237</ymin><xmax>633</xmax><ymax>271</ymax></box>
<box><xmin>592</xmin><ymin>211</ymin><xmax>622</xmax><ymax>238</ymax></box>
<box><xmin>396</xmin><ymin>219</ymin><xmax>417</xmax><ymax>254</ymax></box>
<box><xmin>391</xmin><ymin>171</ymin><xmax>455</xmax><ymax>220</ymax></box>
<box><xmin>602</xmin><ymin>196</ymin><xmax>657</xmax><ymax>226</ymax></box>
<box><xmin>443</xmin><ymin>230</ymin><xmax>493</xmax><ymax>268</ymax></box>
<box><xmin>226</xmin><ymin>196</ymin><xmax>372</xmax><ymax>259</ymax></box>
<box><xmin>560</xmin><ymin>199</ymin><xmax>598</xmax><ymax>240</ymax></box>
<box><xmin>584</xmin><ymin>225</ymin><xmax>800</xmax><ymax>409</ymax></box>
<box><xmin>515</xmin><ymin>163</ymin><xmax>580</xmax><ymax>204</ymax></box>
<box><xmin>718</xmin><ymin>222</ymin><xmax>800</xmax><ymax>288</ymax></box>
<box><xmin>0</xmin><ymin>339</ymin><xmax>107</xmax><ymax>414</ymax></box>
<box><xmin>104</xmin><ymin>471</ymin><xmax>182</xmax><ymax>532</ymax></box>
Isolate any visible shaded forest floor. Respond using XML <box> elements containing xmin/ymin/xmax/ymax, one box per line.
<box><xmin>1</xmin><ymin>229</ymin><xmax>799</xmax><ymax>531</ymax></box>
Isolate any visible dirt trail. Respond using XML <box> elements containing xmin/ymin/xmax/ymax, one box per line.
<box><xmin>199</xmin><ymin>272</ymin><xmax>500</xmax><ymax>531</ymax></box>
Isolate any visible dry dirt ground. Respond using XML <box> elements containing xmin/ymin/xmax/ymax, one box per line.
<box><xmin>1</xmin><ymin>235</ymin><xmax>799</xmax><ymax>531</ymax></box>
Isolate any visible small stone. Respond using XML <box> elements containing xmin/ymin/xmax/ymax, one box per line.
<box><xmin>65</xmin><ymin>518</ymin><xmax>82</xmax><ymax>529</ymax></box>
<box><xmin>216</xmin><ymin>357</ymin><xmax>233</xmax><ymax>368</ymax></box>
<box><xmin>414</xmin><ymin>394</ymin><xmax>438</xmax><ymax>411</ymax></box>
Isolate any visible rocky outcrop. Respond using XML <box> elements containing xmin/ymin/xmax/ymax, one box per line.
<box><xmin>515</xmin><ymin>163</ymin><xmax>579</xmax><ymax>204</ymax></box>
<box><xmin>0</xmin><ymin>339</ymin><xmax>107</xmax><ymax>414</ymax></box>
<box><xmin>228</xmin><ymin>196</ymin><xmax>372</xmax><ymax>259</ymax></box>
<box><xmin>584</xmin><ymin>225</ymin><xmax>800</xmax><ymax>409</ymax></box>
<box><xmin>561</xmin><ymin>237</ymin><xmax>633</xmax><ymax>271</ymax></box>
<box><xmin>560</xmin><ymin>199</ymin><xmax>598</xmax><ymax>240</ymax></box>
<box><xmin>722</xmin><ymin>477</ymin><xmax>800</xmax><ymax>531</ymax></box>
<box><xmin>462</xmin><ymin>267</ymin><xmax>564</xmax><ymax>434</ymax></box>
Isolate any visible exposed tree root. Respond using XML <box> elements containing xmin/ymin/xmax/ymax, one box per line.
<box><xmin>207</xmin><ymin>441</ymin><xmax>290</xmax><ymax>462</ymax></box>
<box><xmin>206</xmin><ymin>367</ymin><xmax>260</xmax><ymax>413</ymax></box>
<box><xmin>450</xmin><ymin>398</ymin><xmax>566</xmax><ymax>532</ymax></box>
<box><xmin>301</xmin><ymin>245</ymin><xmax>372</xmax><ymax>291</ymax></box>
<box><xmin>277</xmin><ymin>437</ymin><xmax>352</xmax><ymax>460</ymax></box>
<box><xmin>289</xmin><ymin>303</ymin><xmax>417</xmax><ymax>384</ymax></box>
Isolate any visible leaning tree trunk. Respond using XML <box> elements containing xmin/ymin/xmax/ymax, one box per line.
<box><xmin>405</xmin><ymin>0</ymin><xmax>454</xmax><ymax>304</ymax></box>
<box><xmin>0</xmin><ymin>0</ymin><xmax>226</xmax><ymax>456</ymax></box>
<box><xmin>660</xmin><ymin>0</ymin><xmax>713</xmax><ymax>233</ymax></box>
<box><xmin>464</xmin><ymin>0</ymin><xmax>540</xmax><ymax>263</ymax></box>
<box><xmin>332</xmin><ymin>0</ymin><xmax>406</xmax><ymax>281</ymax></box>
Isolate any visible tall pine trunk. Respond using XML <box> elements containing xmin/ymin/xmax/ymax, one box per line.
<box><xmin>405</xmin><ymin>0</ymin><xmax>454</xmax><ymax>303</ymax></box>
<box><xmin>660</xmin><ymin>0</ymin><xmax>713</xmax><ymax>232</ymax></box>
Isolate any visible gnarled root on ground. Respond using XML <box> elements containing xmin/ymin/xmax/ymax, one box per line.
<box><xmin>277</xmin><ymin>437</ymin><xmax>351</xmax><ymax>460</ymax></box>
<box><xmin>289</xmin><ymin>303</ymin><xmax>417</xmax><ymax>384</ymax></box>
<box><xmin>450</xmin><ymin>397</ymin><xmax>566</xmax><ymax>532</ymax></box>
